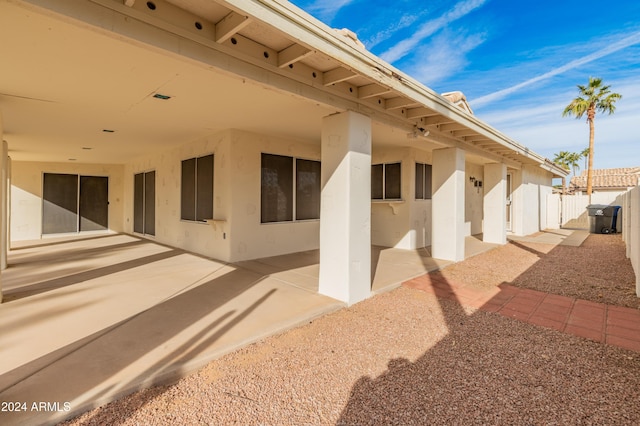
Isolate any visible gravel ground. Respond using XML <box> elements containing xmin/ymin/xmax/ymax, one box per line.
<box><xmin>63</xmin><ymin>233</ymin><xmax>640</xmax><ymax>425</ymax></box>
<box><xmin>442</xmin><ymin>234</ymin><xmax>639</xmax><ymax>309</ymax></box>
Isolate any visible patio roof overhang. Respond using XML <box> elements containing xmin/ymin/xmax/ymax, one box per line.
<box><xmin>0</xmin><ymin>0</ymin><xmax>568</xmax><ymax>177</ymax></box>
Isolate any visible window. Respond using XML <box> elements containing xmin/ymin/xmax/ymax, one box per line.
<box><xmin>261</xmin><ymin>153</ymin><xmax>321</xmax><ymax>223</ymax></box>
<box><xmin>296</xmin><ymin>159</ymin><xmax>321</xmax><ymax>220</ymax></box>
<box><xmin>415</xmin><ymin>162</ymin><xmax>432</xmax><ymax>200</ymax></box>
<box><xmin>134</xmin><ymin>170</ymin><xmax>155</xmax><ymax>235</ymax></box>
<box><xmin>42</xmin><ymin>173</ymin><xmax>109</xmax><ymax>234</ymax></box>
<box><xmin>371</xmin><ymin>162</ymin><xmax>401</xmax><ymax>200</ymax></box>
<box><xmin>181</xmin><ymin>154</ymin><xmax>213</xmax><ymax>222</ymax></box>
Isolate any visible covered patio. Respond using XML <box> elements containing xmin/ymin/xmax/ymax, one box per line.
<box><xmin>0</xmin><ymin>0</ymin><xmax>567</xmax><ymax>307</ymax></box>
<box><xmin>0</xmin><ymin>232</ymin><xmax>498</xmax><ymax>425</ymax></box>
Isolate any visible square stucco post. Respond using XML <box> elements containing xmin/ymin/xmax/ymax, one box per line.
<box><xmin>319</xmin><ymin>111</ymin><xmax>371</xmax><ymax>305</ymax></box>
<box><xmin>483</xmin><ymin>163</ymin><xmax>507</xmax><ymax>244</ymax></box>
<box><xmin>0</xmin><ymin>112</ymin><xmax>4</xmax><ymax>302</ymax></box>
<box><xmin>432</xmin><ymin>147</ymin><xmax>465</xmax><ymax>261</ymax></box>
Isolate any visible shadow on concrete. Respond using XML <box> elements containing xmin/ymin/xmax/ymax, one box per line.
<box><xmin>3</xmin><ymin>236</ymin><xmax>160</xmax><ymax>293</ymax></box>
<box><xmin>72</xmin><ymin>288</ymin><xmax>277</xmax><ymax>425</ymax></box>
<box><xmin>1</xmin><ymin>267</ymin><xmax>272</xmax><ymax>425</ymax></box>
<box><xmin>0</xmin><ymin>234</ymin><xmax>342</xmax><ymax>425</ymax></box>
<box><xmin>3</xmin><ymin>248</ymin><xmax>182</xmax><ymax>302</ymax></box>
<box><xmin>9</xmin><ymin>232</ymin><xmax>121</xmax><ymax>251</ymax></box>
<box><xmin>7</xmin><ymin>238</ymin><xmax>146</xmax><ymax>266</ymax></box>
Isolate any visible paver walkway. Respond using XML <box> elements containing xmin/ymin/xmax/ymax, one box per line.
<box><xmin>404</xmin><ymin>273</ymin><xmax>640</xmax><ymax>353</ymax></box>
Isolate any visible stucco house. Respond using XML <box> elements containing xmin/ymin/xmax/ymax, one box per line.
<box><xmin>0</xmin><ymin>0</ymin><xmax>567</xmax><ymax>305</ymax></box>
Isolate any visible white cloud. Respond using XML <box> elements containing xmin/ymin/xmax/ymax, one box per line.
<box><xmin>403</xmin><ymin>30</ymin><xmax>487</xmax><ymax>84</ymax></box>
<box><xmin>380</xmin><ymin>0</ymin><xmax>488</xmax><ymax>63</ymax></box>
<box><xmin>364</xmin><ymin>12</ymin><xmax>424</xmax><ymax>50</ymax></box>
<box><xmin>471</xmin><ymin>30</ymin><xmax>640</xmax><ymax>108</ymax></box>
<box><xmin>304</xmin><ymin>0</ymin><xmax>356</xmax><ymax>23</ymax></box>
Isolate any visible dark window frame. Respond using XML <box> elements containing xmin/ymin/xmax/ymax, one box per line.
<box><xmin>415</xmin><ymin>162</ymin><xmax>433</xmax><ymax>200</ymax></box>
<box><xmin>180</xmin><ymin>154</ymin><xmax>214</xmax><ymax>223</ymax></box>
<box><xmin>371</xmin><ymin>162</ymin><xmax>402</xmax><ymax>200</ymax></box>
<box><xmin>134</xmin><ymin>170</ymin><xmax>156</xmax><ymax>235</ymax></box>
<box><xmin>260</xmin><ymin>153</ymin><xmax>321</xmax><ymax>224</ymax></box>
<box><xmin>42</xmin><ymin>173</ymin><xmax>110</xmax><ymax>234</ymax></box>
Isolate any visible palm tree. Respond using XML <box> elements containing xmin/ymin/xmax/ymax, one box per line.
<box><xmin>563</xmin><ymin>77</ymin><xmax>621</xmax><ymax>200</ymax></box>
<box><xmin>553</xmin><ymin>151</ymin><xmax>571</xmax><ymax>194</ymax></box>
<box><xmin>566</xmin><ymin>151</ymin><xmax>582</xmax><ymax>177</ymax></box>
<box><xmin>580</xmin><ymin>147</ymin><xmax>590</xmax><ymax>171</ymax></box>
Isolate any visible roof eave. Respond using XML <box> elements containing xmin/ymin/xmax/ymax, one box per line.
<box><xmin>217</xmin><ymin>0</ymin><xmax>560</xmax><ymax>171</ymax></box>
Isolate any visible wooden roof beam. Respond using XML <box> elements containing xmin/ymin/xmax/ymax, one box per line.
<box><xmin>385</xmin><ymin>96</ymin><xmax>418</xmax><ymax>110</ymax></box>
<box><xmin>465</xmin><ymin>139</ymin><xmax>501</xmax><ymax>148</ymax></box>
<box><xmin>323</xmin><ymin>67</ymin><xmax>357</xmax><ymax>85</ymax></box>
<box><xmin>437</xmin><ymin>122</ymin><xmax>467</xmax><ymax>132</ymax></box>
<box><xmin>417</xmin><ymin>115</ymin><xmax>453</xmax><ymax>126</ymax></box>
<box><xmin>358</xmin><ymin>83</ymin><xmax>391</xmax><ymax>99</ymax></box>
<box><xmin>278</xmin><ymin>43</ymin><xmax>313</xmax><ymax>68</ymax></box>
<box><xmin>452</xmin><ymin>129</ymin><xmax>479</xmax><ymax>137</ymax></box>
<box><xmin>215</xmin><ymin>11</ymin><xmax>251</xmax><ymax>43</ymax></box>
<box><xmin>406</xmin><ymin>107</ymin><xmax>438</xmax><ymax>119</ymax></box>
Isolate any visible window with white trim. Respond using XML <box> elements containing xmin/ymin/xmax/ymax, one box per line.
<box><xmin>372</xmin><ymin>162</ymin><xmax>401</xmax><ymax>200</ymax></box>
<box><xmin>415</xmin><ymin>162</ymin><xmax>433</xmax><ymax>200</ymax></box>
<box><xmin>261</xmin><ymin>153</ymin><xmax>321</xmax><ymax>223</ymax></box>
<box><xmin>181</xmin><ymin>154</ymin><xmax>214</xmax><ymax>222</ymax></box>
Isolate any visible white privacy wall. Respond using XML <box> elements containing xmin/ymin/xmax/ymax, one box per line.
<box><xmin>622</xmin><ymin>187</ymin><xmax>640</xmax><ymax>296</ymax></box>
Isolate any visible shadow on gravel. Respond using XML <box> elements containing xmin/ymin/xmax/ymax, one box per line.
<box><xmin>337</xmin><ymin>237</ymin><xmax>640</xmax><ymax>425</ymax></box>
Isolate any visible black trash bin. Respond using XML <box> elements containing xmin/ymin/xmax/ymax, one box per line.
<box><xmin>586</xmin><ymin>204</ymin><xmax>621</xmax><ymax>234</ymax></box>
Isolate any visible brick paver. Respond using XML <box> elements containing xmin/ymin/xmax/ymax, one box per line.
<box><xmin>403</xmin><ymin>278</ymin><xmax>640</xmax><ymax>353</ymax></box>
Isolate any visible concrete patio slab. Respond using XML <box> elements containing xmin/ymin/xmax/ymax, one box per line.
<box><xmin>0</xmin><ymin>232</ymin><xmax>501</xmax><ymax>425</ymax></box>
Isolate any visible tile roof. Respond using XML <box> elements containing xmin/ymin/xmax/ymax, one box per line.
<box><xmin>569</xmin><ymin>167</ymin><xmax>640</xmax><ymax>191</ymax></box>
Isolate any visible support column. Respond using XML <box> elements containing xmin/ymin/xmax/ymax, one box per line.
<box><xmin>1</xmin><ymin>140</ymin><xmax>7</xmax><ymax>271</ymax></box>
<box><xmin>6</xmin><ymin>155</ymin><xmax>10</xmax><ymax>258</ymax></box>
<box><xmin>483</xmin><ymin>163</ymin><xmax>507</xmax><ymax>244</ymax></box>
<box><xmin>0</xmin><ymin>111</ymin><xmax>4</xmax><ymax>302</ymax></box>
<box><xmin>432</xmin><ymin>147</ymin><xmax>465</xmax><ymax>261</ymax></box>
<box><xmin>319</xmin><ymin>111</ymin><xmax>371</xmax><ymax>305</ymax></box>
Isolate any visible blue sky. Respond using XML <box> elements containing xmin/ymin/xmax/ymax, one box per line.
<box><xmin>290</xmin><ymin>0</ymin><xmax>640</xmax><ymax>172</ymax></box>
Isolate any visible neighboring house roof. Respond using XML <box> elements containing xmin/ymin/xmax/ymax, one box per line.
<box><xmin>569</xmin><ymin>167</ymin><xmax>640</xmax><ymax>192</ymax></box>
